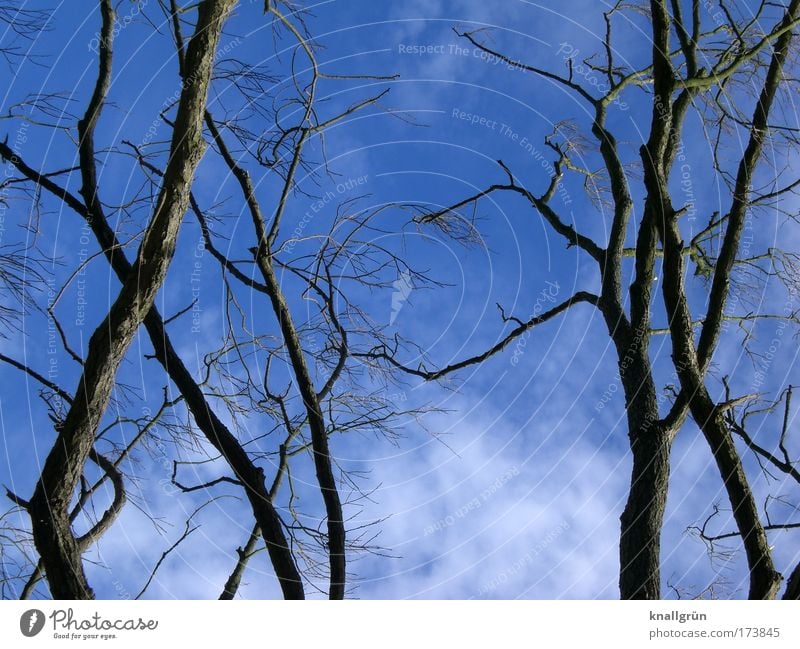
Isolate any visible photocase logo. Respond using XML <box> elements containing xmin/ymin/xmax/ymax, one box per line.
<box><xmin>389</xmin><ymin>270</ymin><xmax>413</xmax><ymax>325</ymax></box>
<box><xmin>20</xmin><ymin>609</ymin><xmax>45</xmax><ymax>637</ymax></box>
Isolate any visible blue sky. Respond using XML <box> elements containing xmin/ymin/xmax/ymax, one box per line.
<box><xmin>1</xmin><ymin>0</ymin><xmax>799</xmax><ymax>599</ymax></box>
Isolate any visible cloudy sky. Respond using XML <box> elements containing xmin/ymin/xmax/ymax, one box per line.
<box><xmin>1</xmin><ymin>0</ymin><xmax>798</xmax><ymax>600</ymax></box>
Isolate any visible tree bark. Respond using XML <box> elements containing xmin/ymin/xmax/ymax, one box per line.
<box><xmin>652</xmin><ymin>0</ymin><xmax>798</xmax><ymax>600</ymax></box>
<box><xmin>26</xmin><ymin>0</ymin><xmax>236</xmax><ymax>599</ymax></box>
<box><xmin>602</xmin><ymin>308</ymin><xmax>672</xmax><ymax>599</ymax></box>
<box><xmin>255</xmin><ymin>255</ymin><xmax>346</xmax><ymax>599</ymax></box>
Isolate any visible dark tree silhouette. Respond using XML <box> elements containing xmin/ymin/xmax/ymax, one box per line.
<box><xmin>361</xmin><ymin>0</ymin><xmax>800</xmax><ymax>599</ymax></box>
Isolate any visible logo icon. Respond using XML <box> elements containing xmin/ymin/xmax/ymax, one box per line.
<box><xmin>20</xmin><ymin>609</ymin><xmax>45</xmax><ymax>637</ymax></box>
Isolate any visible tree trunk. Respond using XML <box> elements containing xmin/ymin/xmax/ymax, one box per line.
<box><xmin>27</xmin><ymin>0</ymin><xmax>236</xmax><ymax>599</ymax></box>
<box><xmin>255</xmin><ymin>254</ymin><xmax>346</xmax><ymax>599</ymax></box>
<box><xmin>611</xmin><ymin>325</ymin><xmax>672</xmax><ymax>599</ymax></box>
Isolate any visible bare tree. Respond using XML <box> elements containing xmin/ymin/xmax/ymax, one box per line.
<box><xmin>4</xmin><ymin>0</ymin><xmax>797</xmax><ymax>603</ymax></box>
<box><xmin>360</xmin><ymin>1</ymin><xmax>800</xmax><ymax>599</ymax></box>
<box><xmin>1</xmin><ymin>0</ymin><xmax>432</xmax><ymax>600</ymax></box>
<box><xmin>6</xmin><ymin>0</ymin><xmax>238</xmax><ymax>600</ymax></box>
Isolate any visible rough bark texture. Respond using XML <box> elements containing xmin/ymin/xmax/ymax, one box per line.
<box><xmin>612</xmin><ymin>328</ymin><xmax>672</xmax><ymax>599</ymax></box>
<box><xmin>650</xmin><ymin>0</ymin><xmax>799</xmax><ymax>600</ymax></box>
<box><xmin>784</xmin><ymin>562</ymin><xmax>800</xmax><ymax>600</ymax></box>
<box><xmin>0</xmin><ymin>140</ymin><xmax>307</xmax><ymax>599</ymax></box>
<box><xmin>659</xmin><ymin>217</ymin><xmax>782</xmax><ymax>599</ymax></box>
<box><xmin>26</xmin><ymin>0</ymin><xmax>236</xmax><ymax>600</ymax></box>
